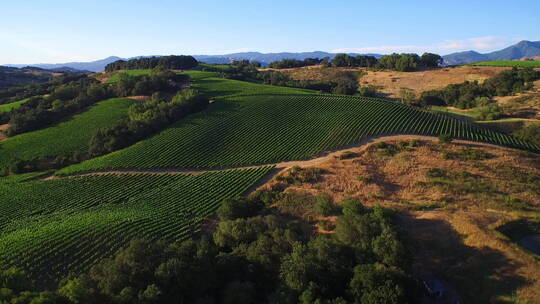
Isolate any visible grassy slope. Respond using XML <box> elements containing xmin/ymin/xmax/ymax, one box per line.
<box><xmin>0</xmin><ymin>98</ymin><xmax>30</xmax><ymax>113</ymax></box>
<box><xmin>0</xmin><ymin>98</ymin><xmax>135</xmax><ymax>169</ymax></box>
<box><xmin>59</xmin><ymin>92</ymin><xmax>537</xmax><ymax>174</ymax></box>
<box><xmin>470</xmin><ymin>60</ymin><xmax>540</xmax><ymax>68</ymax></box>
<box><xmin>0</xmin><ymin>167</ymin><xmax>273</xmax><ymax>286</ymax></box>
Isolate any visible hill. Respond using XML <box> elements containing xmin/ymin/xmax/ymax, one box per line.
<box><xmin>58</xmin><ymin>72</ymin><xmax>538</xmax><ymax>175</ymax></box>
<box><xmin>0</xmin><ymin>98</ymin><xmax>135</xmax><ymax>171</ymax></box>
<box><xmin>443</xmin><ymin>40</ymin><xmax>540</xmax><ymax>65</ymax></box>
<box><xmin>6</xmin><ymin>56</ymin><xmax>123</xmax><ymax>72</ymax></box>
<box><xmin>0</xmin><ymin>66</ymin><xmax>57</xmax><ymax>88</ymax></box>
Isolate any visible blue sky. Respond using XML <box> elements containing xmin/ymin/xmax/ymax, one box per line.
<box><xmin>1</xmin><ymin>0</ymin><xmax>539</xmax><ymax>64</ymax></box>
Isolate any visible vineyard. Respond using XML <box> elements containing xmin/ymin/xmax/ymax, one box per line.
<box><xmin>58</xmin><ymin>93</ymin><xmax>540</xmax><ymax>175</ymax></box>
<box><xmin>470</xmin><ymin>60</ymin><xmax>540</xmax><ymax>68</ymax></box>
<box><xmin>0</xmin><ymin>166</ymin><xmax>273</xmax><ymax>287</ymax></box>
<box><xmin>0</xmin><ymin>97</ymin><xmax>135</xmax><ymax>170</ymax></box>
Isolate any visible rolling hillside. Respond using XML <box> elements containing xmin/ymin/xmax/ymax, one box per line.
<box><xmin>0</xmin><ymin>98</ymin><xmax>135</xmax><ymax>170</ymax></box>
<box><xmin>58</xmin><ymin>88</ymin><xmax>538</xmax><ymax>175</ymax></box>
<box><xmin>0</xmin><ymin>167</ymin><xmax>273</xmax><ymax>287</ymax></box>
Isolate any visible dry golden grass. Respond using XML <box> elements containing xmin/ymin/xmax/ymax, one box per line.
<box><xmin>283</xmin><ymin>65</ymin><xmax>510</xmax><ymax>98</ymax></box>
<box><xmin>259</xmin><ymin>140</ymin><xmax>540</xmax><ymax>303</ymax></box>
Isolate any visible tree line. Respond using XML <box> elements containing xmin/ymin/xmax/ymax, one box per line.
<box><xmin>0</xmin><ymin>188</ymin><xmax>418</xmax><ymax>304</ymax></box>
<box><xmin>105</xmin><ymin>56</ymin><xmax>199</xmax><ymax>72</ymax></box>
<box><xmin>267</xmin><ymin>53</ymin><xmax>443</xmax><ymax>72</ymax></box>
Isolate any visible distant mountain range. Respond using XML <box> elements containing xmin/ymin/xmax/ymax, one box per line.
<box><xmin>5</xmin><ymin>40</ymin><xmax>540</xmax><ymax>72</ymax></box>
<box><xmin>442</xmin><ymin>40</ymin><xmax>540</xmax><ymax>65</ymax></box>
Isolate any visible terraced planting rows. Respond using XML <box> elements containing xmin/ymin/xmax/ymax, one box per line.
<box><xmin>0</xmin><ymin>97</ymin><xmax>135</xmax><ymax>170</ymax></box>
<box><xmin>0</xmin><ymin>166</ymin><xmax>272</xmax><ymax>287</ymax></box>
<box><xmin>58</xmin><ymin>94</ymin><xmax>539</xmax><ymax>175</ymax></box>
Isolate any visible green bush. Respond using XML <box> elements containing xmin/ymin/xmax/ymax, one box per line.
<box><xmin>438</xmin><ymin>134</ymin><xmax>453</xmax><ymax>143</ymax></box>
<box><xmin>340</xmin><ymin>199</ymin><xmax>366</xmax><ymax>217</ymax></box>
<box><xmin>314</xmin><ymin>194</ymin><xmax>337</xmax><ymax>216</ymax></box>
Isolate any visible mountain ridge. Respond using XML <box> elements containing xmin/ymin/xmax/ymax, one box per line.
<box><xmin>443</xmin><ymin>40</ymin><xmax>540</xmax><ymax>65</ymax></box>
<box><xmin>6</xmin><ymin>40</ymin><xmax>540</xmax><ymax>71</ymax></box>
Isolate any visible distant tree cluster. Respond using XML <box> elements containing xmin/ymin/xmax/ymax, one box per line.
<box><xmin>105</xmin><ymin>55</ymin><xmax>199</xmax><ymax>72</ymax></box>
<box><xmin>264</xmin><ymin>53</ymin><xmax>442</xmax><ymax>72</ymax></box>
<box><xmin>376</xmin><ymin>53</ymin><xmax>442</xmax><ymax>72</ymax></box>
<box><xmin>258</xmin><ymin>70</ymin><xmax>359</xmax><ymax>95</ymax></box>
<box><xmin>269</xmin><ymin>58</ymin><xmax>324</xmax><ymax>69</ymax></box>
<box><xmin>1</xmin><ymin>189</ymin><xmax>412</xmax><ymax>304</ymax></box>
<box><xmin>331</xmin><ymin>54</ymin><xmax>379</xmax><ymax>68</ymax></box>
<box><xmin>421</xmin><ymin>67</ymin><xmax>540</xmax><ymax>108</ymax></box>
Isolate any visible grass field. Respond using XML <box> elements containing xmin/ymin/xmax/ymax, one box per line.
<box><xmin>0</xmin><ymin>98</ymin><xmax>30</xmax><ymax>113</ymax></box>
<box><xmin>470</xmin><ymin>60</ymin><xmax>540</xmax><ymax>68</ymax></box>
<box><xmin>58</xmin><ymin>93</ymin><xmax>538</xmax><ymax>175</ymax></box>
<box><xmin>0</xmin><ymin>98</ymin><xmax>135</xmax><ymax>170</ymax></box>
<box><xmin>0</xmin><ymin>166</ymin><xmax>273</xmax><ymax>287</ymax></box>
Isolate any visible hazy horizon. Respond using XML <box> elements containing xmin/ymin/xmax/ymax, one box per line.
<box><xmin>2</xmin><ymin>0</ymin><xmax>539</xmax><ymax>65</ymax></box>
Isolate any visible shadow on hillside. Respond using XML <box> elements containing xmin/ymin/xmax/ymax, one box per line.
<box><xmin>403</xmin><ymin>215</ymin><xmax>530</xmax><ymax>303</ymax></box>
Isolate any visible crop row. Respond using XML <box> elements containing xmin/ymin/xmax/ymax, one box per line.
<box><xmin>58</xmin><ymin>94</ymin><xmax>539</xmax><ymax>175</ymax></box>
<box><xmin>0</xmin><ymin>166</ymin><xmax>273</xmax><ymax>288</ymax></box>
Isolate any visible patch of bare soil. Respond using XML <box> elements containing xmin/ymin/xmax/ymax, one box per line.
<box><xmin>126</xmin><ymin>95</ymin><xmax>150</xmax><ymax>102</ymax></box>
<box><xmin>0</xmin><ymin>124</ymin><xmax>8</xmax><ymax>141</ymax></box>
<box><xmin>258</xmin><ymin>140</ymin><xmax>540</xmax><ymax>303</ymax></box>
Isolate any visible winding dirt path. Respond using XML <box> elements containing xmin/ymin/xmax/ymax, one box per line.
<box><xmin>48</xmin><ymin>134</ymin><xmax>527</xmax><ymax>180</ymax></box>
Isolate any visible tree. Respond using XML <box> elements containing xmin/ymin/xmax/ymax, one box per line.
<box><xmin>420</xmin><ymin>53</ymin><xmax>443</xmax><ymax>67</ymax></box>
<box><xmin>340</xmin><ymin>199</ymin><xmax>366</xmax><ymax>217</ymax></box>
<box><xmin>314</xmin><ymin>194</ymin><xmax>337</xmax><ymax>216</ymax></box>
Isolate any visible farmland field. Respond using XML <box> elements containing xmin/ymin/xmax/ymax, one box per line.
<box><xmin>0</xmin><ymin>166</ymin><xmax>273</xmax><ymax>287</ymax></box>
<box><xmin>58</xmin><ymin>93</ymin><xmax>539</xmax><ymax>175</ymax></box>
<box><xmin>0</xmin><ymin>97</ymin><xmax>135</xmax><ymax>170</ymax></box>
<box><xmin>470</xmin><ymin>60</ymin><xmax>540</xmax><ymax>68</ymax></box>
<box><xmin>0</xmin><ymin>98</ymin><xmax>30</xmax><ymax>113</ymax></box>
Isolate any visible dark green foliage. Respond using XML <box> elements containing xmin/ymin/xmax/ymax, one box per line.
<box><xmin>0</xmin><ymin>66</ymin><xmax>53</xmax><ymax>89</ymax></box>
<box><xmin>426</xmin><ymin>168</ymin><xmax>447</xmax><ymax>178</ymax></box>
<box><xmin>442</xmin><ymin>149</ymin><xmax>494</xmax><ymax>161</ymax></box>
<box><xmin>420</xmin><ymin>53</ymin><xmax>443</xmax><ymax>67</ymax></box>
<box><xmin>257</xmin><ymin>70</ymin><xmax>359</xmax><ymax>95</ymax></box>
<box><xmin>422</xmin><ymin>67</ymin><xmax>540</xmax><ymax>108</ymax></box>
<box><xmin>276</xmin><ymin>166</ymin><xmax>325</xmax><ymax>185</ymax></box>
<box><xmin>314</xmin><ymin>194</ymin><xmax>338</xmax><ymax>216</ymax></box>
<box><xmin>341</xmin><ymin>199</ymin><xmax>367</xmax><ymax>217</ymax></box>
<box><xmin>217</xmin><ymin>197</ymin><xmax>265</xmax><ymax>220</ymax></box>
<box><xmin>332</xmin><ymin>54</ymin><xmax>378</xmax><ymax>68</ymax></box>
<box><xmin>513</xmin><ymin>125</ymin><xmax>540</xmax><ymax>146</ymax></box>
<box><xmin>105</xmin><ymin>55</ymin><xmax>198</xmax><ymax>72</ymax></box>
<box><xmin>88</xmin><ymin>89</ymin><xmax>207</xmax><ymax>157</ymax></box>
<box><xmin>269</xmin><ymin>58</ymin><xmax>323</xmax><ymax>69</ymax></box>
<box><xmin>438</xmin><ymin>134</ymin><xmax>453</xmax><ymax>143</ymax></box>
<box><xmin>0</xmin><ymin>195</ymin><xmax>410</xmax><ymax>304</ymax></box>
<box><xmin>475</xmin><ymin>103</ymin><xmax>503</xmax><ymax>121</ymax></box>
<box><xmin>339</xmin><ymin>151</ymin><xmax>359</xmax><ymax>159</ymax></box>
<box><xmin>377</xmin><ymin>53</ymin><xmax>420</xmax><ymax>72</ymax></box>
<box><xmin>5</xmin><ymin>77</ymin><xmax>113</xmax><ymax>136</ymax></box>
